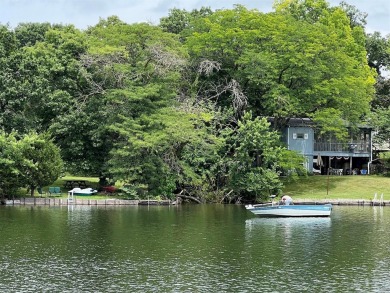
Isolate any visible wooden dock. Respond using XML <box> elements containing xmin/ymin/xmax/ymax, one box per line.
<box><xmin>294</xmin><ymin>199</ymin><xmax>389</xmax><ymax>206</ymax></box>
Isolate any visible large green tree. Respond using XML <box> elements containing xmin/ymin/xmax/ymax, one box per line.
<box><xmin>19</xmin><ymin>133</ymin><xmax>63</xmax><ymax>197</ymax></box>
<box><xmin>110</xmin><ymin>108</ymin><xmax>219</xmax><ymax>198</ymax></box>
<box><xmin>223</xmin><ymin>113</ymin><xmax>305</xmax><ymax>202</ymax></box>
<box><xmin>0</xmin><ymin>132</ymin><xmax>62</xmax><ymax>198</ymax></box>
<box><xmin>0</xmin><ymin>24</ymin><xmax>86</xmax><ymax>134</ymax></box>
<box><xmin>185</xmin><ymin>2</ymin><xmax>376</xmax><ymax>137</ymax></box>
<box><xmin>57</xmin><ymin>18</ymin><xmax>192</xmax><ymax>182</ymax></box>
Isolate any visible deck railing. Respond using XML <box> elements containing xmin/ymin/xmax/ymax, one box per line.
<box><xmin>314</xmin><ymin>142</ymin><xmax>370</xmax><ymax>153</ymax></box>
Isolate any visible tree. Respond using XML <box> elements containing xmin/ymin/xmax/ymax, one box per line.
<box><xmin>184</xmin><ymin>3</ymin><xmax>376</xmax><ymax>138</ymax></box>
<box><xmin>371</xmin><ymin>77</ymin><xmax>390</xmax><ymax>110</ymax></box>
<box><xmin>366</xmin><ymin>32</ymin><xmax>390</xmax><ymax>76</ymax></box>
<box><xmin>223</xmin><ymin>113</ymin><xmax>305</xmax><ymax>202</ymax></box>
<box><xmin>19</xmin><ymin>133</ymin><xmax>63</xmax><ymax>197</ymax></box>
<box><xmin>109</xmin><ymin>107</ymin><xmax>218</xmax><ymax>198</ymax></box>
<box><xmin>366</xmin><ymin>32</ymin><xmax>390</xmax><ymax>148</ymax></box>
<box><xmin>0</xmin><ymin>24</ymin><xmax>28</xmax><ymax>133</ymax></box>
<box><xmin>339</xmin><ymin>1</ymin><xmax>367</xmax><ymax>29</ymax></box>
<box><xmin>14</xmin><ymin>22</ymin><xmax>52</xmax><ymax>47</ymax></box>
<box><xmin>0</xmin><ymin>132</ymin><xmax>63</xmax><ymax>199</ymax></box>
<box><xmin>59</xmin><ymin>19</ymin><xmax>190</xmax><ymax>180</ymax></box>
<box><xmin>0</xmin><ymin>24</ymin><xmax>87</xmax><ymax>134</ymax></box>
<box><xmin>159</xmin><ymin>7</ymin><xmax>213</xmax><ymax>35</ymax></box>
<box><xmin>273</xmin><ymin>0</ymin><xmax>330</xmax><ymax>23</ymax></box>
<box><xmin>0</xmin><ymin>132</ymin><xmax>23</xmax><ymax>199</ymax></box>
<box><xmin>20</xmin><ymin>25</ymin><xmax>87</xmax><ymax>132</ymax></box>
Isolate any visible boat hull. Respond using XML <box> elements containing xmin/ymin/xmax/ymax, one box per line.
<box><xmin>245</xmin><ymin>204</ymin><xmax>332</xmax><ymax>217</ymax></box>
<box><xmin>69</xmin><ymin>188</ymin><xmax>98</xmax><ymax>196</ymax></box>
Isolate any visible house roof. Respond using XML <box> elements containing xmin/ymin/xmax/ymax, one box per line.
<box><xmin>267</xmin><ymin>117</ymin><xmax>372</xmax><ymax>129</ymax></box>
<box><xmin>286</xmin><ymin>118</ymin><xmax>315</xmax><ymax>127</ymax></box>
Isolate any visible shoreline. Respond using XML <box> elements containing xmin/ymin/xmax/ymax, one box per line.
<box><xmin>2</xmin><ymin>197</ymin><xmax>389</xmax><ymax>206</ymax></box>
<box><xmin>294</xmin><ymin>199</ymin><xmax>389</xmax><ymax>206</ymax></box>
<box><xmin>2</xmin><ymin>197</ymin><xmax>171</xmax><ymax>206</ymax></box>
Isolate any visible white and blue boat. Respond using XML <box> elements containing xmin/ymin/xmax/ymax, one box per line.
<box><xmin>245</xmin><ymin>196</ymin><xmax>332</xmax><ymax>217</ymax></box>
<box><xmin>68</xmin><ymin>187</ymin><xmax>98</xmax><ymax>196</ymax></box>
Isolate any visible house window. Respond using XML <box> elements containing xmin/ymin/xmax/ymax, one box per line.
<box><xmin>293</xmin><ymin>133</ymin><xmax>307</xmax><ymax>139</ymax></box>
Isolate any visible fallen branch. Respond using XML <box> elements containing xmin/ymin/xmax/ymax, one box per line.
<box><xmin>220</xmin><ymin>189</ymin><xmax>234</xmax><ymax>203</ymax></box>
<box><xmin>177</xmin><ymin>193</ymin><xmax>202</xmax><ymax>204</ymax></box>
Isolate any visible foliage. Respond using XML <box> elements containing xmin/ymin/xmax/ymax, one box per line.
<box><xmin>371</xmin><ymin>77</ymin><xmax>390</xmax><ymax>110</ymax></box>
<box><xmin>366</xmin><ymin>32</ymin><xmax>390</xmax><ymax>76</ymax></box>
<box><xmin>19</xmin><ymin>133</ymin><xmax>63</xmax><ymax>196</ymax></box>
<box><xmin>339</xmin><ymin>1</ymin><xmax>367</xmax><ymax>28</ymax></box>
<box><xmin>159</xmin><ymin>7</ymin><xmax>213</xmax><ymax>36</ymax></box>
<box><xmin>0</xmin><ymin>2</ymin><xmax>382</xmax><ymax>201</ymax></box>
<box><xmin>0</xmin><ymin>132</ymin><xmax>23</xmax><ymax>198</ymax></box>
<box><xmin>378</xmin><ymin>152</ymin><xmax>390</xmax><ymax>176</ymax></box>
<box><xmin>222</xmin><ymin>113</ymin><xmax>305</xmax><ymax>202</ymax></box>
<box><xmin>0</xmin><ymin>24</ymin><xmax>86</xmax><ymax>134</ymax></box>
<box><xmin>57</xmin><ymin>19</ymin><xmax>189</xmax><ymax>177</ymax></box>
<box><xmin>14</xmin><ymin>22</ymin><xmax>52</xmax><ymax>47</ymax></box>
<box><xmin>366</xmin><ymin>32</ymin><xmax>390</xmax><ymax>148</ymax></box>
<box><xmin>109</xmin><ymin>107</ymin><xmax>217</xmax><ymax>198</ymax></box>
<box><xmin>368</xmin><ymin>106</ymin><xmax>390</xmax><ymax>148</ymax></box>
<box><xmin>0</xmin><ymin>132</ymin><xmax>62</xmax><ymax>198</ymax></box>
<box><xmin>185</xmin><ymin>3</ymin><xmax>376</xmax><ymax>137</ymax></box>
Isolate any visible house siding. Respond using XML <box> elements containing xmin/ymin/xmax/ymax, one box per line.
<box><xmin>279</xmin><ymin>118</ymin><xmax>373</xmax><ymax>174</ymax></box>
<box><xmin>283</xmin><ymin>126</ymin><xmax>314</xmax><ymax>171</ymax></box>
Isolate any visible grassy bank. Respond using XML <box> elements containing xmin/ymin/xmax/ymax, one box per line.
<box><xmin>282</xmin><ymin>175</ymin><xmax>390</xmax><ymax>201</ymax></box>
<box><xmin>20</xmin><ymin>174</ymin><xmax>390</xmax><ymax>202</ymax></box>
<box><xmin>21</xmin><ymin>176</ymin><xmax>107</xmax><ymax>199</ymax></box>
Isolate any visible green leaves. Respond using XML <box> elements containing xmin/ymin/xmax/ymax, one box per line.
<box><xmin>19</xmin><ymin>133</ymin><xmax>63</xmax><ymax>195</ymax></box>
<box><xmin>0</xmin><ymin>132</ymin><xmax>62</xmax><ymax>197</ymax></box>
<box><xmin>110</xmin><ymin>106</ymin><xmax>217</xmax><ymax>197</ymax></box>
<box><xmin>223</xmin><ymin>113</ymin><xmax>304</xmax><ymax>201</ymax></box>
<box><xmin>185</xmin><ymin>3</ymin><xmax>376</xmax><ymax>133</ymax></box>
<box><xmin>0</xmin><ymin>4</ymin><xmax>382</xmax><ymax>201</ymax></box>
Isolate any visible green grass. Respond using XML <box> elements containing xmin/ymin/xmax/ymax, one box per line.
<box><xmin>21</xmin><ymin>174</ymin><xmax>390</xmax><ymax>202</ymax></box>
<box><xmin>25</xmin><ymin>176</ymin><xmax>110</xmax><ymax>199</ymax></box>
<box><xmin>52</xmin><ymin>176</ymin><xmax>99</xmax><ymax>188</ymax></box>
<box><xmin>282</xmin><ymin>175</ymin><xmax>390</xmax><ymax>201</ymax></box>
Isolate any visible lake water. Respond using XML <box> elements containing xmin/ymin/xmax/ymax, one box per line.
<box><xmin>1</xmin><ymin>204</ymin><xmax>390</xmax><ymax>292</ymax></box>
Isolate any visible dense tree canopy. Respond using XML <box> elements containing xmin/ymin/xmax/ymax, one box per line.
<box><xmin>0</xmin><ymin>132</ymin><xmax>62</xmax><ymax>198</ymax></box>
<box><xmin>185</xmin><ymin>3</ymin><xmax>376</xmax><ymax>137</ymax></box>
<box><xmin>19</xmin><ymin>133</ymin><xmax>63</xmax><ymax>197</ymax></box>
<box><xmin>0</xmin><ymin>0</ymin><xmax>387</xmax><ymax>202</ymax></box>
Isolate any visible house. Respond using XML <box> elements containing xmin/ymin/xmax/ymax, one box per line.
<box><xmin>280</xmin><ymin>118</ymin><xmax>373</xmax><ymax>175</ymax></box>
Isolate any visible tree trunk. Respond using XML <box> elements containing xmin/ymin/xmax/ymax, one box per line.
<box><xmin>30</xmin><ymin>185</ymin><xmax>36</xmax><ymax>197</ymax></box>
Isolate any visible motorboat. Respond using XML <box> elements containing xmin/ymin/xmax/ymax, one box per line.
<box><xmin>68</xmin><ymin>187</ymin><xmax>98</xmax><ymax>196</ymax></box>
<box><xmin>245</xmin><ymin>195</ymin><xmax>332</xmax><ymax>217</ymax></box>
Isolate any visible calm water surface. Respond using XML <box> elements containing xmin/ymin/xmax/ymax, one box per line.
<box><xmin>0</xmin><ymin>204</ymin><xmax>390</xmax><ymax>292</ymax></box>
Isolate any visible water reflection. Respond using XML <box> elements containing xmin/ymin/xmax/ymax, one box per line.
<box><xmin>1</xmin><ymin>205</ymin><xmax>390</xmax><ymax>292</ymax></box>
<box><xmin>245</xmin><ymin>216</ymin><xmax>332</xmax><ymax>229</ymax></box>
<box><xmin>242</xmin><ymin>206</ymin><xmax>390</xmax><ymax>292</ymax></box>
<box><xmin>245</xmin><ymin>217</ymin><xmax>332</xmax><ymax>245</ymax></box>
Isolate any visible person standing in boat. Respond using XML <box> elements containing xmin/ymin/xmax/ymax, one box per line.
<box><xmin>281</xmin><ymin>195</ymin><xmax>293</xmax><ymax>205</ymax></box>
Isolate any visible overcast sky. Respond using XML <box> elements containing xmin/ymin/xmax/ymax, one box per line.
<box><xmin>1</xmin><ymin>0</ymin><xmax>389</xmax><ymax>35</ymax></box>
